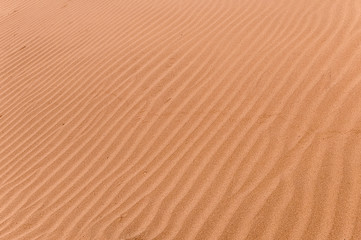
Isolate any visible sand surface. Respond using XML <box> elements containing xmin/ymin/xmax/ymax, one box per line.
<box><xmin>1</xmin><ymin>0</ymin><xmax>361</xmax><ymax>239</ymax></box>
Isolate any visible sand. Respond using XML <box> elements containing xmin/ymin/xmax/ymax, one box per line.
<box><xmin>1</xmin><ymin>0</ymin><xmax>361</xmax><ymax>239</ymax></box>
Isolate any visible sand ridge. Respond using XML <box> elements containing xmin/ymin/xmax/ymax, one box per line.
<box><xmin>1</xmin><ymin>0</ymin><xmax>361</xmax><ymax>239</ymax></box>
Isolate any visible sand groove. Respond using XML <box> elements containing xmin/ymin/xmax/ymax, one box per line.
<box><xmin>1</xmin><ymin>0</ymin><xmax>361</xmax><ymax>239</ymax></box>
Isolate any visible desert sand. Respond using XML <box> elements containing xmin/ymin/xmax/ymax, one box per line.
<box><xmin>1</xmin><ymin>0</ymin><xmax>361</xmax><ymax>239</ymax></box>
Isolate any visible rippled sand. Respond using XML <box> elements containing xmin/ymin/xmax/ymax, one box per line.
<box><xmin>1</xmin><ymin>0</ymin><xmax>361</xmax><ymax>239</ymax></box>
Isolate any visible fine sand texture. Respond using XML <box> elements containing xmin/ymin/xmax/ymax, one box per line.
<box><xmin>1</xmin><ymin>0</ymin><xmax>361</xmax><ymax>239</ymax></box>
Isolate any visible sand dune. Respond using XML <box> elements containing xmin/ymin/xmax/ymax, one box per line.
<box><xmin>1</xmin><ymin>0</ymin><xmax>361</xmax><ymax>239</ymax></box>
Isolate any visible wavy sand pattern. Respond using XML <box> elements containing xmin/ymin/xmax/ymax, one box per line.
<box><xmin>1</xmin><ymin>0</ymin><xmax>361</xmax><ymax>239</ymax></box>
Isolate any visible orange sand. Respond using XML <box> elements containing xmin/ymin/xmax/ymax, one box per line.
<box><xmin>1</xmin><ymin>0</ymin><xmax>361</xmax><ymax>239</ymax></box>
